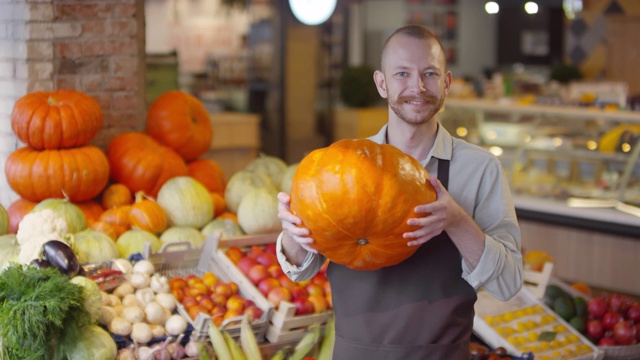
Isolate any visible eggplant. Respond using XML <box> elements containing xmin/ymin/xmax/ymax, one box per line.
<box><xmin>41</xmin><ymin>240</ymin><xmax>80</xmax><ymax>277</ymax></box>
<box><xmin>31</xmin><ymin>258</ymin><xmax>51</xmax><ymax>269</ymax></box>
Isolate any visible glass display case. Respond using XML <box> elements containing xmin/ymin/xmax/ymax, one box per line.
<box><xmin>439</xmin><ymin>98</ymin><xmax>640</xmax><ymax>237</ymax></box>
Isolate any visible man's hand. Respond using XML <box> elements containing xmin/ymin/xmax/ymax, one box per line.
<box><xmin>278</xmin><ymin>192</ymin><xmax>318</xmax><ymax>254</ymax></box>
<box><xmin>403</xmin><ymin>175</ymin><xmax>465</xmax><ymax>246</ymax></box>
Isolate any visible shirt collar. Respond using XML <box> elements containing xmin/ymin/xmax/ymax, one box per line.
<box><xmin>370</xmin><ymin>122</ymin><xmax>454</xmax><ymax>164</ymax></box>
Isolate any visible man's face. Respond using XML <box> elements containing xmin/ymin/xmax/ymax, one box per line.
<box><xmin>374</xmin><ymin>36</ymin><xmax>451</xmax><ymax>126</ymax></box>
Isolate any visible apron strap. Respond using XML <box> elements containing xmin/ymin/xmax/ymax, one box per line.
<box><xmin>437</xmin><ymin>158</ymin><xmax>450</xmax><ymax>190</ymax></box>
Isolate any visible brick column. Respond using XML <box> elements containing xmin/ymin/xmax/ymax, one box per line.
<box><xmin>0</xmin><ymin>0</ymin><xmax>146</xmax><ymax>208</ymax></box>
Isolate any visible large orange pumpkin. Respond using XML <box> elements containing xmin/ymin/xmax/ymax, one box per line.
<box><xmin>5</xmin><ymin>146</ymin><xmax>110</xmax><ymax>202</ymax></box>
<box><xmin>146</xmin><ymin>90</ymin><xmax>213</xmax><ymax>161</ymax></box>
<box><xmin>106</xmin><ymin>132</ymin><xmax>189</xmax><ymax>197</ymax></box>
<box><xmin>11</xmin><ymin>89</ymin><xmax>103</xmax><ymax>150</ymax></box>
<box><xmin>290</xmin><ymin>139</ymin><xmax>437</xmax><ymax>271</ymax></box>
<box><xmin>187</xmin><ymin>158</ymin><xmax>226</xmax><ymax>193</ymax></box>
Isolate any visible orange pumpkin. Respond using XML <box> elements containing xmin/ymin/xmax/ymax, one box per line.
<box><xmin>187</xmin><ymin>159</ymin><xmax>227</xmax><ymax>193</ymax></box>
<box><xmin>210</xmin><ymin>192</ymin><xmax>226</xmax><ymax>217</ymax></box>
<box><xmin>146</xmin><ymin>90</ymin><xmax>213</xmax><ymax>161</ymax></box>
<box><xmin>6</xmin><ymin>198</ymin><xmax>37</xmax><ymax>234</ymax></box>
<box><xmin>129</xmin><ymin>192</ymin><xmax>167</xmax><ymax>234</ymax></box>
<box><xmin>91</xmin><ymin>220</ymin><xmax>124</xmax><ymax>241</ymax></box>
<box><xmin>74</xmin><ymin>200</ymin><xmax>104</xmax><ymax>225</ymax></box>
<box><xmin>99</xmin><ymin>205</ymin><xmax>132</xmax><ymax>230</ymax></box>
<box><xmin>5</xmin><ymin>146</ymin><xmax>110</xmax><ymax>202</ymax></box>
<box><xmin>218</xmin><ymin>211</ymin><xmax>238</xmax><ymax>223</ymax></box>
<box><xmin>11</xmin><ymin>89</ymin><xmax>103</xmax><ymax>150</ymax></box>
<box><xmin>101</xmin><ymin>183</ymin><xmax>133</xmax><ymax>209</ymax></box>
<box><xmin>106</xmin><ymin>132</ymin><xmax>188</xmax><ymax>197</ymax></box>
<box><xmin>290</xmin><ymin>139</ymin><xmax>436</xmax><ymax>271</ymax></box>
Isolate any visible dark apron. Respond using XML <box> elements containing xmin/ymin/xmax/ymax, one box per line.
<box><xmin>327</xmin><ymin>159</ymin><xmax>477</xmax><ymax>360</ymax></box>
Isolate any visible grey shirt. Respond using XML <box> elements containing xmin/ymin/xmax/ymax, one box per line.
<box><xmin>276</xmin><ymin>123</ymin><xmax>523</xmax><ymax>301</ymax></box>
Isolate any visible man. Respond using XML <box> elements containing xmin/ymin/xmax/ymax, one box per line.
<box><xmin>276</xmin><ymin>25</ymin><xmax>523</xmax><ymax>359</ymax></box>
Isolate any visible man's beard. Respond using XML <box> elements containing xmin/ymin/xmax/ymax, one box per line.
<box><xmin>388</xmin><ymin>93</ymin><xmax>445</xmax><ymax>125</ymax></box>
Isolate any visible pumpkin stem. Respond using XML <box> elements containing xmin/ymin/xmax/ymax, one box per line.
<box><xmin>47</xmin><ymin>96</ymin><xmax>58</xmax><ymax>106</ymax></box>
<box><xmin>134</xmin><ymin>191</ymin><xmax>154</xmax><ymax>203</ymax></box>
<box><xmin>357</xmin><ymin>238</ymin><xmax>368</xmax><ymax>246</ymax></box>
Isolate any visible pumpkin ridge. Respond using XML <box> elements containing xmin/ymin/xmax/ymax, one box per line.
<box><xmin>33</xmin><ymin>102</ymin><xmax>52</xmax><ymax>149</ymax></box>
<box><xmin>311</xmin><ymin>153</ymin><xmax>362</xmax><ymax>253</ymax></box>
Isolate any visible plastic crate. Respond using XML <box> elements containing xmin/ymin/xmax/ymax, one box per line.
<box><xmin>215</xmin><ymin>233</ymin><xmax>334</xmax><ymax>344</ymax></box>
<box><xmin>473</xmin><ymin>286</ymin><xmax>604</xmax><ymax>360</ymax></box>
<box><xmin>142</xmin><ymin>236</ymin><xmax>273</xmax><ymax>342</ymax></box>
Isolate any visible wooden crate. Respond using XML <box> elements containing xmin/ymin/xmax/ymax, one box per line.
<box><xmin>142</xmin><ymin>236</ymin><xmax>273</xmax><ymax>342</ymax></box>
<box><xmin>214</xmin><ymin>233</ymin><xmax>334</xmax><ymax>344</ymax></box>
<box><xmin>204</xmin><ymin>112</ymin><xmax>261</xmax><ymax>176</ymax></box>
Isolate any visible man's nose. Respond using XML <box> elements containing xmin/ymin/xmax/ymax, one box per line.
<box><xmin>413</xmin><ymin>75</ymin><xmax>426</xmax><ymax>92</ymax></box>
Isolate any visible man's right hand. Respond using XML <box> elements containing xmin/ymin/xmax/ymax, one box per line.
<box><xmin>277</xmin><ymin>192</ymin><xmax>318</xmax><ymax>257</ymax></box>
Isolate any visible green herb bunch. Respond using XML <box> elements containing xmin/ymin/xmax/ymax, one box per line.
<box><xmin>0</xmin><ymin>264</ymin><xmax>91</xmax><ymax>360</ymax></box>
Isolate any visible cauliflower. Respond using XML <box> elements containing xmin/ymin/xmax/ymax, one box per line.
<box><xmin>17</xmin><ymin>209</ymin><xmax>70</xmax><ymax>264</ymax></box>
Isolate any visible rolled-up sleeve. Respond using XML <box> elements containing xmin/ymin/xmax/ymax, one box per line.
<box><xmin>458</xmin><ymin>156</ymin><xmax>523</xmax><ymax>301</ymax></box>
<box><xmin>275</xmin><ymin>231</ymin><xmax>325</xmax><ymax>282</ymax></box>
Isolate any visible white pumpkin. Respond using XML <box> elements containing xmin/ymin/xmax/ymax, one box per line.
<box><xmin>156</xmin><ymin>176</ymin><xmax>213</xmax><ymax>228</ymax></box>
<box><xmin>116</xmin><ymin>229</ymin><xmax>162</xmax><ymax>259</ymax></box>
<box><xmin>237</xmin><ymin>187</ymin><xmax>281</xmax><ymax>235</ymax></box>
<box><xmin>160</xmin><ymin>226</ymin><xmax>205</xmax><ymax>249</ymax></box>
<box><xmin>201</xmin><ymin>217</ymin><xmax>245</xmax><ymax>239</ymax></box>
<box><xmin>72</xmin><ymin>229</ymin><xmax>119</xmax><ymax>264</ymax></box>
<box><xmin>244</xmin><ymin>153</ymin><xmax>288</xmax><ymax>186</ymax></box>
<box><xmin>0</xmin><ymin>234</ymin><xmax>19</xmax><ymax>270</ymax></box>
<box><xmin>31</xmin><ymin>198</ymin><xmax>87</xmax><ymax>233</ymax></box>
<box><xmin>0</xmin><ymin>204</ymin><xmax>8</xmax><ymax>235</ymax></box>
<box><xmin>224</xmin><ymin>170</ymin><xmax>276</xmax><ymax>214</ymax></box>
<box><xmin>279</xmin><ymin>162</ymin><xmax>299</xmax><ymax>193</ymax></box>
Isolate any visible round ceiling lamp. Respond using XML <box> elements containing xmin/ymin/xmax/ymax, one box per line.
<box><xmin>485</xmin><ymin>2</ymin><xmax>499</xmax><ymax>15</ymax></box>
<box><xmin>289</xmin><ymin>0</ymin><xmax>338</xmax><ymax>26</ymax></box>
<box><xmin>524</xmin><ymin>2</ymin><xmax>539</xmax><ymax>14</ymax></box>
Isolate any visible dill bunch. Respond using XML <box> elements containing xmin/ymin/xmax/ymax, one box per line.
<box><xmin>0</xmin><ymin>264</ymin><xmax>91</xmax><ymax>360</ymax></box>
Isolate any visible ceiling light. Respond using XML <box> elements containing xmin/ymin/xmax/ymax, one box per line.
<box><xmin>563</xmin><ymin>0</ymin><xmax>583</xmax><ymax>20</ymax></box>
<box><xmin>524</xmin><ymin>2</ymin><xmax>539</xmax><ymax>14</ymax></box>
<box><xmin>485</xmin><ymin>2</ymin><xmax>499</xmax><ymax>15</ymax></box>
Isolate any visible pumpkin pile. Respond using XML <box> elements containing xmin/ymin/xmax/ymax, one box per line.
<box><xmin>2</xmin><ymin>88</ymin><xmax>297</xmax><ymax>261</ymax></box>
<box><xmin>5</xmin><ymin>89</ymin><xmax>109</xmax><ymax>204</ymax></box>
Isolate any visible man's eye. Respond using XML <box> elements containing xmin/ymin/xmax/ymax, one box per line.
<box><xmin>424</xmin><ymin>72</ymin><xmax>436</xmax><ymax>77</ymax></box>
<box><xmin>396</xmin><ymin>72</ymin><xmax>408</xmax><ymax>77</ymax></box>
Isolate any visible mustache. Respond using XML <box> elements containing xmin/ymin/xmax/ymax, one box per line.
<box><xmin>397</xmin><ymin>95</ymin><xmax>440</xmax><ymax>104</ymax></box>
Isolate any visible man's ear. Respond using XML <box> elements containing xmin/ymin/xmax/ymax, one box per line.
<box><xmin>444</xmin><ymin>70</ymin><xmax>452</xmax><ymax>95</ymax></box>
<box><xmin>373</xmin><ymin>70</ymin><xmax>387</xmax><ymax>99</ymax></box>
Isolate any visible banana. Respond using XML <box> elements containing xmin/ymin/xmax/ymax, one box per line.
<box><xmin>317</xmin><ymin>315</ymin><xmax>335</xmax><ymax>360</ymax></box>
<box><xmin>240</xmin><ymin>314</ymin><xmax>262</xmax><ymax>360</ymax></box>
<box><xmin>290</xmin><ymin>324</ymin><xmax>321</xmax><ymax>360</ymax></box>
<box><xmin>224</xmin><ymin>331</ymin><xmax>247</xmax><ymax>360</ymax></box>
<box><xmin>208</xmin><ymin>320</ymin><xmax>233</xmax><ymax>360</ymax></box>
